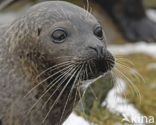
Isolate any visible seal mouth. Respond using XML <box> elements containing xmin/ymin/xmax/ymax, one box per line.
<box><xmin>43</xmin><ymin>49</ymin><xmax>115</xmax><ymax>88</ymax></box>
<box><xmin>84</xmin><ymin>57</ymin><xmax>115</xmax><ymax>80</ymax></box>
<box><xmin>68</xmin><ymin>52</ymin><xmax>115</xmax><ymax>81</ymax></box>
<box><xmin>79</xmin><ymin>48</ymin><xmax>115</xmax><ymax>81</ymax></box>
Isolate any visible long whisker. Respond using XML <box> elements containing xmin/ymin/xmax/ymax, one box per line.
<box><xmin>73</xmin><ymin>64</ymin><xmax>85</xmax><ymax>109</ymax></box>
<box><xmin>42</xmin><ymin>65</ymin><xmax>80</xmax><ymax>123</ymax></box>
<box><xmin>86</xmin><ymin>0</ymin><xmax>89</xmax><ymax>17</ymax></box>
<box><xmin>89</xmin><ymin>86</ymin><xmax>98</xmax><ymax>100</ymax></box>
<box><xmin>79</xmin><ymin>63</ymin><xmax>88</xmax><ymax>113</ymax></box>
<box><xmin>77</xmin><ymin>86</ymin><xmax>85</xmax><ymax>113</ymax></box>
<box><xmin>89</xmin><ymin>6</ymin><xmax>93</xmax><ymax>14</ymax></box>
<box><xmin>25</xmin><ymin>64</ymin><xmax>73</xmax><ymax>97</ymax></box>
<box><xmin>112</xmin><ymin>69</ymin><xmax>134</xmax><ymax>98</ymax></box>
<box><xmin>35</xmin><ymin>61</ymin><xmax>72</xmax><ymax>80</ymax></box>
<box><xmin>88</xmin><ymin>63</ymin><xmax>94</xmax><ymax>74</ymax></box>
<box><xmin>59</xmin><ymin>64</ymin><xmax>83</xmax><ymax>123</ymax></box>
<box><xmin>84</xmin><ymin>0</ymin><xmax>90</xmax><ymax>18</ymax></box>
<box><xmin>114</xmin><ymin>67</ymin><xmax>142</xmax><ymax>104</ymax></box>
<box><xmin>115</xmin><ymin>58</ymin><xmax>144</xmax><ymax>96</ymax></box>
<box><xmin>88</xmin><ymin>63</ymin><xmax>98</xmax><ymax>99</ymax></box>
<box><xmin>41</xmin><ymin>66</ymin><xmax>75</xmax><ymax>110</ymax></box>
<box><xmin>85</xmin><ymin>63</ymin><xmax>89</xmax><ymax>80</ymax></box>
<box><xmin>115</xmin><ymin>57</ymin><xmax>134</xmax><ymax>66</ymax></box>
<box><xmin>116</xmin><ymin>62</ymin><xmax>145</xmax><ymax>83</ymax></box>
<box><xmin>116</xmin><ymin>63</ymin><xmax>140</xmax><ymax>83</ymax></box>
<box><xmin>27</xmin><ymin>66</ymin><xmax>75</xmax><ymax>114</ymax></box>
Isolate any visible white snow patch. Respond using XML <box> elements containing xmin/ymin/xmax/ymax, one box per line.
<box><xmin>63</xmin><ymin>112</ymin><xmax>92</xmax><ymax>125</ymax></box>
<box><xmin>108</xmin><ymin>42</ymin><xmax>156</xmax><ymax>58</ymax></box>
<box><xmin>147</xmin><ymin>9</ymin><xmax>156</xmax><ymax>22</ymax></box>
<box><xmin>102</xmin><ymin>78</ymin><xmax>145</xmax><ymax>124</ymax></box>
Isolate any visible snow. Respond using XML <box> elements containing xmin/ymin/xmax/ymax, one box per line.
<box><xmin>63</xmin><ymin>112</ymin><xmax>91</xmax><ymax>125</ymax></box>
<box><xmin>102</xmin><ymin>79</ymin><xmax>145</xmax><ymax>124</ymax></box>
<box><xmin>147</xmin><ymin>9</ymin><xmax>156</xmax><ymax>22</ymax></box>
<box><xmin>108</xmin><ymin>42</ymin><xmax>156</xmax><ymax>58</ymax></box>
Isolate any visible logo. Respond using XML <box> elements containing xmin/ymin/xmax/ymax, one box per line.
<box><xmin>122</xmin><ymin>114</ymin><xmax>155</xmax><ymax>124</ymax></box>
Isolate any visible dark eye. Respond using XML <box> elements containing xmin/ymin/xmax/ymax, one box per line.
<box><xmin>51</xmin><ymin>28</ymin><xmax>67</xmax><ymax>43</ymax></box>
<box><xmin>94</xmin><ymin>26</ymin><xmax>103</xmax><ymax>40</ymax></box>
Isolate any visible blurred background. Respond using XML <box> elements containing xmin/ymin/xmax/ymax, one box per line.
<box><xmin>0</xmin><ymin>0</ymin><xmax>156</xmax><ymax>125</ymax></box>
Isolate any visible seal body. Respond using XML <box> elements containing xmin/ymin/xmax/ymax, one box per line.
<box><xmin>0</xmin><ymin>1</ymin><xmax>115</xmax><ymax>125</ymax></box>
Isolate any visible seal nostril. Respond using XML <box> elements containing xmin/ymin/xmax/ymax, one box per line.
<box><xmin>88</xmin><ymin>45</ymin><xmax>104</xmax><ymax>59</ymax></box>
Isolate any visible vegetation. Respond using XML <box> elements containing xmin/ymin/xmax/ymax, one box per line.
<box><xmin>75</xmin><ymin>53</ymin><xmax>156</xmax><ymax>125</ymax></box>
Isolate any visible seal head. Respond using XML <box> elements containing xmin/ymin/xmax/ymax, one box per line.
<box><xmin>1</xmin><ymin>1</ymin><xmax>115</xmax><ymax>125</ymax></box>
<box><xmin>9</xmin><ymin>1</ymin><xmax>114</xmax><ymax>81</ymax></box>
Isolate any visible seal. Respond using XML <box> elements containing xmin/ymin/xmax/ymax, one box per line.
<box><xmin>0</xmin><ymin>1</ymin><xmax>115</xmax><ymax>125</ymax></box>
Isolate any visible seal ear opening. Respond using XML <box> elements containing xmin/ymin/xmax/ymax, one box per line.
<box><xmin>37</xmin><ymin>28</ymin><xmax>42</xmax><ymax>36</ymax></box>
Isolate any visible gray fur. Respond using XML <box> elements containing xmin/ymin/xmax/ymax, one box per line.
<box><xmin>0</xmin><ymin>1</ymin><xmax>114</xmax><ymax>125</ymax></box>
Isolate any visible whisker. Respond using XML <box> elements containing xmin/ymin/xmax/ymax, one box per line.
<box><xmin>89</xmin><ymin>86</ymin><xmax>98</xmax><ymax>100</ymax></box>
<box><xmin>114</xmin><ymin>62</ymin><xmax>144</xmax><ymax>101</ymax></box>
<box><xmin>27</xmin><ymin>66</ymin><xmax>75</xmax><ymax>114</ymax></box>
<box><xmin>78</xmin><ymin>63</ymin><xmax>88</xmax><ymax>113</ymax></box>
<box><xmin>73</xmin><ymin>88</ymin><xmax>78</xmax><ymax>109</ymax></box>
<box><xmin>88</xmin><ymin>63</ymin><xmax>93</xmax><ymax>74</ymax></box>
<box><xmin>35</xmin><ymin>61</ymin><xmax>72</xmax><ymax>80</ymax></box>
<box><xmin>60</xmin><ymin>64</ymin><xmax>83</xmax><ymax>123</ymax></box>
<box><xmin>24</xmin><ymin>64</ymin><xmax>73</xmax><ymax>97</ymax></box>
<box><xmin>114</xmin><ymin>67</ymin><xmax>142</xmax><ymax>104</ymax></box>
<box><xmin>73</xmin><ymin>64</ymin><xmax>85</xmax><ymax>109</ymax></box>
<box><xmin>116</xmin><ymin>63</ymin><xmax>140</xmax><ymax>83</ymax></box>
<box><xmin>86</xmin><ymin>62</ymin><xmax>97</xmax><ymax>100</ymax></box>
<box><xmin>41</xmin><ymin>66</ymin><xmax>75</xmax><ymax>110</ymax></box>
<box><xmin>42</xmin><ymin>65</ymin><xmax>80</xmax><ymax>123</ymax></box>
<box><xmin>116</xmin><ymin>62</ymin><xmax>145</xmax><ymax>83</ymax></box>
<box><xmin>84</xmin><ymin>0</ymin><xmax>90</xmax><ymax>18</ymax></box>
<box><xmin>86</xmin><ymin>0</ymin><xmax>89</xmax><ymax>15</ymax></box>
<box><xmin>89</xmin><ymin>6</ymin><xmax>93</xmax><ymax>14</ymax></box>
<box><xmin>115</xmin><ymin>57</ymin><xmax>134</xmax><ymax>66</ymax></box>
<box><xmin>85</xmin><ymin>63</ymin><xmax>89</xmax><ymax>80</ymax></box>
<box><xmin>78</xmin><ymin>86</ymin><xmax>85</xmax><ymax>113</ymax></box>
<box><xmin>112</xmin><ymin>69</ymin><xmax>135</xmax><ymax>97</ymax></box>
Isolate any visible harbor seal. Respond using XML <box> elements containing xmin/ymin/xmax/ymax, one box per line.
<box><xmin>0</xmin><ymin>1</ymin><xmax>115</xmax><ymax>125</ymax></box>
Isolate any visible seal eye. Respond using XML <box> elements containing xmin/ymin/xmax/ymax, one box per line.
<box><xmin>94</xmin><ymin>26</ymin><xmax>103</xmax><ymax>40</ymax></box>
<box><xmin>51</xmin><ymin>28</ymin><xmax>67</xmax><ymax>43</ymax></box>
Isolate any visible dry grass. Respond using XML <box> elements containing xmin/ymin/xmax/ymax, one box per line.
<box><xmin>75</xmin><ymin>53</ymin><xmax>156</xmax><ymax>125</ymax></box>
